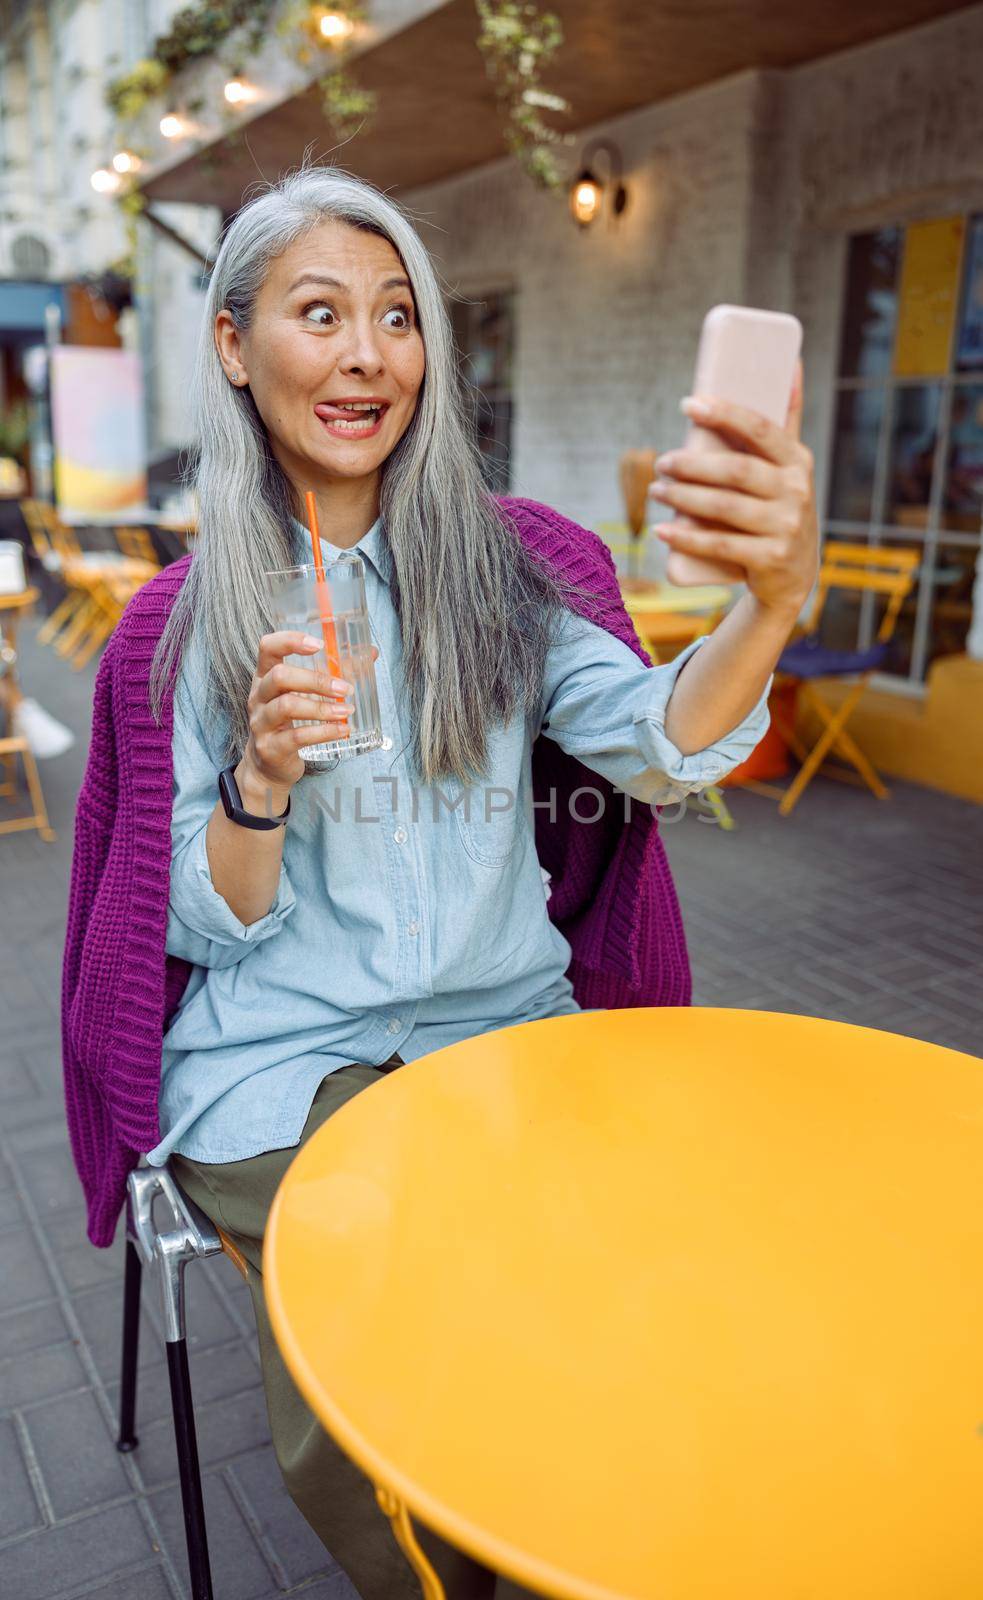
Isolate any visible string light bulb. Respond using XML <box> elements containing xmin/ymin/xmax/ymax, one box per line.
<box><xmin>320</xmin><ymin>10</ymin><xmax>355</xmax><ymax>42</ymax></box>
<box><xmin>223</xmin><ymin>78</ymin><xmax>255</xmax><ymax>106</ymax></box>
<box><xmin>112</xmin><ymin>150</ymin><xmax>141</xmax><ymax>175</ymax></box>
<box><xmin>159</xmin><ymin>113</ymin><xmax>185</xmax><ymax>139</ymax></box>
<box><xmin>90</xmin><ymin>167</ymin><xmax>121</xmax><ymax>194</ymax></box>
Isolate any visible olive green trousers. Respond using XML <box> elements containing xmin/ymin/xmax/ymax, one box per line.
<box><xmin>172</xmin><ymin>1056</ymin><xmax>530</xmax><ymax>1600</ymax></box>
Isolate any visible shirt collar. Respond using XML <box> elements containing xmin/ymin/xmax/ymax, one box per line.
<box><xmin>290</xmin><ymin>513</ymin><xmax>393</xmax><ymax>588</ymax></box>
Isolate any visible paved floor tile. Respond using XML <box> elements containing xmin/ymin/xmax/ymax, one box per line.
<box><xmin>0</xmin><ymin>1226</ymin><xmax>56</xmax><ymax>1313</ymax></box>
<box><xmin>22</xmin><ymin>1388</ymin><xmax>131</xmax><ymax>1520</ymax></box>
<box><xmin>150</xmin><ymin>1472</ymin><xmax>278</xmax><ymax>1600</ymax></box>
<box><xmin>230</xmin><ymin>1446</ymin><xmax>343</xmax><ymax>1587</ymax></box>
<box><xmin>0</xmin><ymin>1337</ymin><xmax>86</xmax><ymax>1412</ymax></box>
<box><xmin>78</xmin><ymin>1567</ymin><xmax>173</xmax><ymax>1600</ymax></box>
<box><xmin>133</xmin><ymin>1384</ymin><xmax>272</xmax><ymax>1489</ymax></box>
<box><xmin>0</xmin><ymin>1416</ymin><xmax>44</xmax><ymax>1538</ymax></box>
<box><xmin>0</xmin><ymin>1502</ymin><xmax>155</xmax><ymax>1600</ymax></box>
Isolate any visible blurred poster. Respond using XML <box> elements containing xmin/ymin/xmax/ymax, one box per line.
<box><xmin>50</xmin><ymin>346</ymin><xmax>147</xmax><ymax>514</ymax></box>
<box><xmin>893</xmin><ymin>216</ymin><xmax>965</xmax><ymax>378</ymax></box>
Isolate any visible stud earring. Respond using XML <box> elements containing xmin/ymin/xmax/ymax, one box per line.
<box><xmin>229</xmin><ymin>370</ymin><xmax>239</xmax><ymax>383</ymax></box>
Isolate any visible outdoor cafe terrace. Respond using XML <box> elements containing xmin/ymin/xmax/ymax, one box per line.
<box><xmin>0</xmin><ymin>608</ymin><xmax>980</xmax><ymax>1599</ymax></box>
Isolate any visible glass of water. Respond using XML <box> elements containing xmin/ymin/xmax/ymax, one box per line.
<box><xmin>264</xmin><ymin>555</ymin><xmax>384</xmax><ymax>772</ymax></box>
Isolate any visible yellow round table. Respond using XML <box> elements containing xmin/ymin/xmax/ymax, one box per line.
<box><xmin>618</xmin><ymin>580</ymin><xmax>734</xmax><ymax>662</ymax></box>
<box><xmin>265</xmin><ymin>1008</ymin><xmax>983</xmax><ymax>1600</ymax></box>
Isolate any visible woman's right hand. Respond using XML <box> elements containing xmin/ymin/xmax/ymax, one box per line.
<box><xmin>240</xmin><ymin>631</ymin><xmax>375</xmax><ymax>796</ymax></box>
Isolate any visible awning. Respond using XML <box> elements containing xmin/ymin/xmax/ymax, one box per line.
<box><xmin>0</xmin><ymin>281</ymin><xmax>67</xmax><ymax>338</ymax></box>
<box><xmin>140</xmin><ymin>0</ymin><xmax>974</xmax><ymax>213</ymax></box>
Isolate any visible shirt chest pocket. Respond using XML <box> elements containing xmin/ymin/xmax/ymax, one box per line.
<box><xmin>443</xmin><ymin>717</ymin><xmax>527</xmax><ymax>869</ymax></box>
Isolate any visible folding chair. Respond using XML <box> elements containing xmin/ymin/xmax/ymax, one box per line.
<box><xmin>20</xmin><ymin>502</ymin><xmax>156</xmax><ymax>667</ymax></box>
<box><xmin>114</xmin><ymin>526</ymin><xmax>163</xmax><ymax>569</ymax></box>
<box><xmin>116</xmin><ymin>1164</ymin><xmax>249</xmax><ymax>1600</ymax></box>
<box><xmin>742</xmin><ymin>541</ymin><xmax>920</xmax><ymax>816</ymax></box>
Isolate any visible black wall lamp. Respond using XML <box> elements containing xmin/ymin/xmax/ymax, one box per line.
<box><xmin>569</xmin><ymin>138</ymin><xmax>629</xmax><ymax>229</ymax></box>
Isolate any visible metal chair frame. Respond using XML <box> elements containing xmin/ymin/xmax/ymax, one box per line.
<box><xmin>117</xmin><ymin>1164</ymin><xmax>226</xmax><ymax>1600</ymax></box>
<box><xmin>743</xmin><ymin>541</ymin><xmax>920</xmax><ymax>816</ymax></box>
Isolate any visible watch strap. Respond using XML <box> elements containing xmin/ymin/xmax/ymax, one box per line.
<box><xmin>218</xmin><ymin>764</ymin><xmax>291</xmax><ymax>830</ymax></box>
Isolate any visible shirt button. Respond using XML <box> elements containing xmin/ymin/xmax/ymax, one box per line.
<box><xmin>393</xmin><ymin>826</ymin><xmax>407</xmax><ymax>844</ymax></box>
<box><xmin>408</xmin><ymin>919</ymin><xmax>420</xmax><ymax>935</ymax></box>
<box><xmin>380</xmin><ymin>736</ymin><xmax>393</xmax><ymax>751</ymax></box>
<box><xmin>387</xmin><ymin>1018</ymin><xmax>401</xmax><ymax>1035</ymax></box>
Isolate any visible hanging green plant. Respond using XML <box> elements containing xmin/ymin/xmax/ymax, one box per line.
<box><xmin>319</xmin><ymin>69</ymin><xmax>378</xmax><ymax>140</ymax></box>
<box><xmin>106</xmin><ymin>58</ymin><xmax>169</xmax><ymax>122</ymax></box>
<box><xmin>106</xmin><ymin>0</ymin><xmax>278</xmax><ymax>124</ymax></box>
<box><xmin>474</xmin><ymin>0</ymin><xmax>570</xmax><ymax>189</ymax></box>
<box><xmin>111</xmin><ymin>189</ymin><xmax>149</xmax><ymax>283</ymax></box>
<box><xmin>277</xmin><ymin>2</ymin><xmax>375</xmax><ymax>138</ymax></box>
<box><xmin>103</xmin><ymin>0</ymin><xmax>572</xmax><ymax>198</ymax></box>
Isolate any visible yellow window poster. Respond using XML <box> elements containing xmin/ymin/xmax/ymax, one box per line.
<box><xmin>894</xmin><ymin>216</ymin><xmax>966</xmax><ymax>378</ymax></box>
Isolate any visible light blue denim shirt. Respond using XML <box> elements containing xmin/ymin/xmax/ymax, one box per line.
<box><xmin>148</xmin><ymin>516</ymin><xmax>771</xmax><ymax>1166</ymax></box>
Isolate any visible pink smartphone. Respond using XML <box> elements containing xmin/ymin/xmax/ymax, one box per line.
<box><xmin>666</xmin><ymin>304</ymin><xmax>803</xmax><ymax>585</ymax></box>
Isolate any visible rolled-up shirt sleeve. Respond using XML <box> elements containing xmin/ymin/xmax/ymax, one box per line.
<box><xmin>539</xmin><ymin>614</ymin><xmax>772</xmax><ymax>806</ymax></box>
<box><xmin>166</xmin><ymin>666</ymin><xmax>296</xmax><ymax>968</ymax></box>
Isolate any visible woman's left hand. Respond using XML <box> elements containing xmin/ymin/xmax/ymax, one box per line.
<box><xmin>649</xmin><ymin>359</ymin><xmax>820</xmax><ymax>616</ymax></box>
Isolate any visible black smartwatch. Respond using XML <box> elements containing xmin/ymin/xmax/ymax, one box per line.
<box><xmin>218</xmin><ymin>764</ymin><xmax>291</xmax><ymax>830</ymax></box>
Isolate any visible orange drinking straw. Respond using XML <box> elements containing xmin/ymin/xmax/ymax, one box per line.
<box><xmin>305</xmin><ymin>491</ymin><xmax>346</xmax><ymax>728</ymax></box>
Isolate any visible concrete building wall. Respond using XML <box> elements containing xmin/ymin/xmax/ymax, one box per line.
<box><xmin>0</xmin><ymin>0</ymin><xmax>217</xmax><ymax>457</ymax></box>
<box><xmin>405</xmin><ymin>71</ymin><xmax>761</xmax><ymax>538</ymax></box>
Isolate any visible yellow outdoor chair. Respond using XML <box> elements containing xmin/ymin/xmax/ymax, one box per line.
<box><xmin>115</xmin><ymin>525</ymin><xmax>162</xmax><ymax>569</ymax></box>
<box><xmin>20</xmin><ymin>499</ymin><xmax>89</xmax><ymax>646</ymax></box>
<box><xmin>743</xmin><ymin>541</ymin><xmax>920</xmax><ymax>816</ymax></box>
<box><xmin>20</xmin><ymin>501</ymin><xmax>157</xmax><ymax>667</ymax></box>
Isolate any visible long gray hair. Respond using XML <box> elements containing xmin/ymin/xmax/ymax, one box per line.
<box><xmin>149</xmin><ymin>165</ymin><xmax>594</xmax><ymax>785</ymax></box>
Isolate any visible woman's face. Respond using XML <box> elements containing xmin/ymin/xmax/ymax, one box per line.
<box><xmin>215</xmin><ymin>219</ymin><xmax>425</xmax><ymax>496</ymax></box>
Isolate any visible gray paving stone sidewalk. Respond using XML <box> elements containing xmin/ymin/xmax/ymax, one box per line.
<box><xmin>0</xmin><ymin>608</ymin><xmax>980</xmax><ymax>1599</ymax></box>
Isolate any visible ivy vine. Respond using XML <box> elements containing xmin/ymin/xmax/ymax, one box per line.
<box><xmin>475</xmin><ymin>0</ymin><xmax>569</xmax><ymax>188</ymax></box>
<box><xmin>104</xmin><ymin>0</ymin><xmax>571</xmax><ymax>253</ymax></box>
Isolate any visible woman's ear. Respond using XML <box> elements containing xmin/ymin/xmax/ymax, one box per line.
<box><xmin>215</xmin><ymin>309</ymin><xmax>248</xmax><ymax>387</ymax></box>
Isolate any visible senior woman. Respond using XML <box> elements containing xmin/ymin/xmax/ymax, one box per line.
<box><xmin>72</xmin><ymin>167</ymin><xmax>818</xmax><ymax>1597</ymax></box>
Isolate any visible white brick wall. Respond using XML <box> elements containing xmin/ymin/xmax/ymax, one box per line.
<box><xmin>402</xmin><ymin>4</ymin><xmax>983</xmax><ymax>539</ymax></box>
<box><xmin>404</xmin><ymin>71</ymin><xmax>761</xmax><ymax>534</ymax></box>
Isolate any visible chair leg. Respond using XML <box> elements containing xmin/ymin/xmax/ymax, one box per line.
<box><xmin>17</xmin><ymin>740</ymin><xmax>56</xmax><ymax>842</ymax></box>
<box><xmin>36</xmin><ymin>589</ymin><xmax>82</xmax><ymax>645</ymax></box>
<box><xmin>70</xmin><ymin>608</ymin><xmax>116</xmax><ymax>669</ymax></box>
<box><xmin>778</xmin><ymin>724</ymin><xmax>839</xmax><ymax>815</ymax></box>
<box><xmin>157</xmin><ymin>1230</ymin><xmax>214</xmax><ymax>1600</ymax></box>
<box><xmin>54</xmin><ymin>594</ymin><xmax>98</xmax><ymax>657</ymax></box>
<box><xmin>800</xmin><ymin>682</ymin><xmax>889</xmax><ymax>799</ymax></box>
<box><xmin>166</xmin><ymin>1338</ymin><xmax>214</xmax><ymax>1600</ymax></box>
<box><xmin>116</xmin><ymin>1238</ymin><xmax>142</xmax><ymax>1451</ymax></box>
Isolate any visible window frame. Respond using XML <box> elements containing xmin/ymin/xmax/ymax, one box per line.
<box><xmin>825</xmin><ymin>218</ymin><xmax>983</xmax><ymax>691</ymax></box>
<box><xmin>448</xmin><ymin>286</ymin><xmax>516</xmax><ymax>497</ymax></box>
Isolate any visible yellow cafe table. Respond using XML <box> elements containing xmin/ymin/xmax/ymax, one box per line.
<box><xmin>617</xmin><ymin>579</ymin><xmax>734</xmax><ymax>663</ymax></box>
<box><xmin>265</xmin><ymin>1007</ymin><xmax>983</xmax><ymax>1600</ymax></box>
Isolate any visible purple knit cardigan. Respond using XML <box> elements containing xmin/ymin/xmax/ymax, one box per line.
<box><xmin>62</xmin><ymin>497</ymin><xmax>691</xmax><ymax>1246</ymax></box>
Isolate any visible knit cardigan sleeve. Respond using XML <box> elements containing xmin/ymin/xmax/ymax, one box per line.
<box><xmin>62</xmin><ymin>565</ymin><xmax>193</xmax><ymax>1245</ymax></box>
<box><xmin>61</xmin><ymin>645</ymin><xmax>127</xmax><ymax>1241</ymax></box>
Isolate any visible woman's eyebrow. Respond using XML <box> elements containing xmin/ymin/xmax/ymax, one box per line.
<box><xmin>287</xmin><ymin>272</ymin><xmax>413</xmax><ymax>294</ymax></box>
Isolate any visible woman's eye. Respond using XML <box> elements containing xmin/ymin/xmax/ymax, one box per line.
<box><xmin>383</xmin><ymin>305</ymin><xmax>413</xmax><ymax>329</ymax></box>
<box><xmin>303</xmin><ymin>303</ymin><xmax>336</xmax><ymax>327</ymax></box>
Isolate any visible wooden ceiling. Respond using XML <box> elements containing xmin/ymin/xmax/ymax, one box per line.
<box><xmin>141</xmin><ymin>0</ymin><xmax>975</xmax><ymax>211</ymax></box>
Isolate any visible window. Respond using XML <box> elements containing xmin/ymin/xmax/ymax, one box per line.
<box><xmin>827</xmin><ymin>215</ymin><xmax>983</xmax><ymax>684</ymax></box>
<box><xmin>449</xmin><ymin>291</ymin><xmax>514</xmax><ymax>494</ymax></box>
